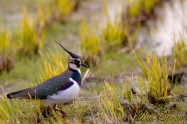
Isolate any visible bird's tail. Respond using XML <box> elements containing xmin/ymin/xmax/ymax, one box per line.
<box><xmin>7</xmin><ymin>88</ymin><xmax>30</xmax><ymax>99</ymax></box>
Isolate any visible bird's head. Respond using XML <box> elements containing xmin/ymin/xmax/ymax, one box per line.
<box><xmin>55</xmin><ymin>41</ymin><xmax>89</xmax><ymax>72</ymax></box>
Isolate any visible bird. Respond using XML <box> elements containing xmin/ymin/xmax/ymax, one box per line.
<box><xmin>6</xmin><ymin>41</ymin><xmax>89</xmax><ymax>116</ymax></box>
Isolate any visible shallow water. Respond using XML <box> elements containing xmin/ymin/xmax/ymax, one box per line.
<box><xmin>146</xmin><ymin>0</ymin><xmax>187</xmax><ymax>56</ymax></box>
<box><xmin>106</xmin><ymin>0</ymin><xmax>187</xmax><ymax>56</ymax></box>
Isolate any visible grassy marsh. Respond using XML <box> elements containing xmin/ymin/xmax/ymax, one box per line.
<box><xmin>0</xmin><ymin>0</ymin><xmax>187</xmax><ymax>123</ymax></box>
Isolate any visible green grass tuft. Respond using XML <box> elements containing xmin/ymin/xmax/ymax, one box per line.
<box><xmin>20</xmin><ymin>8</ymin><xmax>45</xmax><ymax>56</ymax></box>
<box><xmin>137</xmin><ymin>54</ymin><xmax>169</xmax><ymax>104</ymax></box>
<box><xmin>128</xmin><ymin>0</ymin><xmax>160</xmax><ymax>17</ymax></box>
<box><xmin>53</xmin><ymin>0</ymin><xmax>78</xmax><ymax>22</ymax></box>
<box><xmin>0</xmin><ymin>29</ymin><xmax>14</xmax><ymax>73</ymax></box>
<box><xmin>80</xmin><ymin>20</ymin><xmax>100</xmax><ymax>65</ymax></box>
<box><xmin>171</xmin><ymin>37</ymin><xmax>187</xmax><ymax>67</ymax></box>
<box><xmin>102</xmin><ymin>20</ymin><xmax>126</xmax><ymax>49</ymax></box>
<box><xmin>97</xmin><ymin>81</ymin><xmax>125</xmax><ymax>122</ymax></box>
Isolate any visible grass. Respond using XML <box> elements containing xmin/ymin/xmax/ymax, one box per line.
<box><xmin>80</xmin><ymin>20</ymin><xmax>100</xmax><ymax>65</ymax></box>
<box><xmin>172</xmin><ymin>85</ymin><xmax>187</xmax><ymax>95</ymax></box>
<box><xmin>0</xmin><ymin>97</ymin><xmax>38</xmax><ymax>123</ymax></box>
<box><xmin>0</xmin><ymin>47</ymin><xmax>186</xmax><ymax>123</ymax></box>
<box><xmin>128</xmin><ymin>0</ymin><xmax>160</xmax><ymax>17</ymax></box>
<box><xmin>45</xmin><ymin>21</ymin><xmax>79</xmax><ymax>45</ymax></box>
<box><xmin>52</xmin><ymin>0</ymin><xmax>78</xmax><ymax>22</ymax></box>
<box><xmin>37</xmin><ymin>50</ymin><xmax>67</xmax><ymax>83</ymax></box>
<box><xmin>0</xmin><ymin>51</ymin><xmax>127</xmax><ymax>123</ymax></box>
<box><xmin>102</xmin><ymin>20</ymin><xmax>126</xmax><ymax>49</ymax></box>
<box><xmin>97</xmin><ymin>81</ymin><xmax>125</xmax><ymax>122</ymax></box>
<box><xmin>136</xmin><ymin>54</ymin><xmax>169</xmax><ymax>104</ymax></box>
<box><xmin>0</xmin><ymin>30</ymin><xmax>10</xmax><ymax>55</ymax></box>
<box><xmin>0</xmin><ymin>0</ymin><xmax>187</xmax><ymax>123</ymax></box>
<box><xmin>20</xmin><ymin>8</ymin><xmax>45</xmax><ymax>56</ymax></box>
<box><xmin>0</xmin><ymin>29</ymin><xmax>14</xmax><ymax>73</ymax></box>
<box><xmin>94</xmin><ymin>50</ymin><xmax>137</xmax><ymax>78</ymax></box>
<box><xmin>171</xmin><ymin>37</ymin><xmax>187</xmax><ymax>68</ymax></box>
<box><xmin>123</xmin><ymin>81</ymin><xmax>134</xmax><ymax>104</ymax></box>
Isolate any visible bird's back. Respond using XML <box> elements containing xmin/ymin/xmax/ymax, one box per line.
<box><xmin>7</xmin><ymin>70</ymin><xmax>73</xmax><ymax>99</ymax></box>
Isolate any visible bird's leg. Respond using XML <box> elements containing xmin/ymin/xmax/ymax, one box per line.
<box><xmin>53</xmin><ymin>104</ymin><xmax>58</xmax><ymax>110</ymax></box>
<box><xmin>39</xmin><ymin>105</ymin><xmax>53</xmax><ymax>118</ymax></box>
<box><xmin>53</xmin><ymin>104</ymin><xmax>68</xmax><ymax>117</ymax></box>
<box><xmin>47</xmin><ymin>105</ymin><xmax>52</xmax><ymax>112</ymax></box>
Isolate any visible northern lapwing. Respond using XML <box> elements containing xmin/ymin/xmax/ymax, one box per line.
<box><xmin>7</xmin><ymin>41</ymin><xmax>89</xmax><ymax>116</ymax></box>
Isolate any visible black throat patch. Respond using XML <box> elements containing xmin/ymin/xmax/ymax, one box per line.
<box><xmin>71</xmin><ymin>71</ymin><xmax>82</xmax><ymax>86</ymax></box>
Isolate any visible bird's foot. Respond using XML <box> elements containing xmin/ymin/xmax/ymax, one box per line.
<box><xmin>53</xmin><ymin>104</ymin><xmax>68</xmax><ymax>118</ymax></box>
<box><xmin>59</xmin><ymin>110</ymin><xmax>68</xmax><ymax>117</ymax></box>
<box><xmin>39</xmin><ymin>105</ymin><xmax>53</xmax><ymax>119</ymax></box>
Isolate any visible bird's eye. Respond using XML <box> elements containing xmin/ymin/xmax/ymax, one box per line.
<box><xmin>74</xmin><ymin>60</ymin><xmax>80</xmax><ymax>64</ymax></box>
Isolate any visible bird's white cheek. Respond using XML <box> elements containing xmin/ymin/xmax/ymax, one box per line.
<box><xmin>69</xmin><ymin>63</ymin><xmax>81</xmax><ymax>74</ymax></box>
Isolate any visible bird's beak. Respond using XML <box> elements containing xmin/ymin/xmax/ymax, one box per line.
<box><xmin>81</xmin><ymin>63</ymin><xmax>89</xmax><ymax>68</ymax></box>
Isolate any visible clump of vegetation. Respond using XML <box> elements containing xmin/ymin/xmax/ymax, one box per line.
<box><xmin>123</xmin><ymin>81</ymin><xmax>134</xmax><ymax>104</ymax></box>
<box><xmin>137</xmin><ymin>54</ymin><xmax>169</xmax><ymax>104</ymax></box>
<box><xmin>0</xmin><ymin>88</ymin><xmax>68</xmax><ymax>123</ymax></box>
<box><xmin>53</xmin><ymin>0</ymin><xmax>78</xmax><ymax>23</ymax></box>
<box><xmin>37</xmin><ymin>2</ymin><xmax>56</xmax><ymax>28</ymax></box>
<box><xmin>20</xmin><ymin>9</ymin><xmax>45</xmax><ymax>56</ymax></box>
<box><xmin>0</xmin><ymin>94</ymin><xmax>42</xmax><ymax>123</ymax></box>
<box><xmin>97</xmin><ymin>81</ymin><xmax>125</xmax><ymax>123</ymax></box>
<box><xmin>95</xmin><ymin>81</ymin><xmax>143</xmax><ymax>123</ymax></box>
<box><xmin>102</xmin><ymin>20</ymin><xmax>126</xmax><ymax>49</ymax></box>
<box><xmin>171</xmin><ymin>37</ymin><xmax>187</xmax><ymax>67</ymax></box>
<box><xmin>0</xmin><ymin>30</ymin><xmax>14</xmax><ymax>73</ymax></box>
<box><xmin>128</xmin><ymin>0</ymin><xmax>160</xmax><ymax>17</ymax></box>
<box><xmin>80</xmin><ymin>21</ymin><xmax>100</xmax><ymax>65</ymax></box>
<box><xmin>37</xmin><ymin>8</ymin><xmax>46</xmax><ymax>41</ymax></box>
<box><xmin>142</xmin><ymin>0</ymin><xmax>160</xmax><ymax>14</ymax></box>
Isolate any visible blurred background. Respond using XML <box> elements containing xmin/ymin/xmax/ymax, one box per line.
<box><xmin>0</xmin><ymin>0</ymin><xmax>187</xmax><ymax>123</ymax></box>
